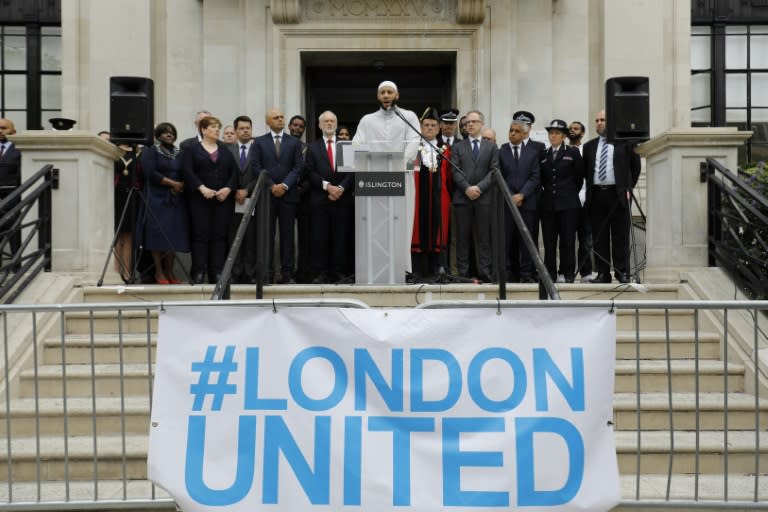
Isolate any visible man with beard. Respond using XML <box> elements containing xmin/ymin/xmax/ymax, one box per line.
<box><xmin>568</xmin><ymin>120</ymin><xmax>595</xmax><ymax>281</ymax></box>
<box><xmin>411</xmin><ymin>108</ymin><xmax>452</xmax><ymax>281</ymax></box>
<box><xmin>353</xmin><ymin>80</ymin><xmax>420</xmax><ymax>277</ymax></box>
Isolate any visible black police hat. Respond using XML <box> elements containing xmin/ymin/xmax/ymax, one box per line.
<box><xmin>545</xmin><ymin>119</ymin><xmax>569</xmax><ymax>133</ymax></box>
<box><xmin>49</xmin><ymin>118</ymin><xmax>77</xmax><ymax>130</ymax></box>
<box><xmin>513</xmin><ymin>111</ymin><xmax>535</xmax><ymax>125</ymax></box>
<box><xmin>439</xmin><ymin>108</ymin><xmax>459</xmax><ymax>122</ymax></box>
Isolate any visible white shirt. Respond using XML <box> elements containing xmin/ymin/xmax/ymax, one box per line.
<box><xmin>594</xmin><ymin>137</ymin><xmax>616</xmax><ymax>185</ymax></box>
<box><xmin>352</xmin><ymin>107</ymin><xmax>420</xmax><ymax>166</ymax></box>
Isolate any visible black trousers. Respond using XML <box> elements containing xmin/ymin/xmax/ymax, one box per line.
<box><xmin>269</xmin><ymin>197</ymin><xmax>297</xmax><ymax>276</ymax></box>
<box><xmin>576</xmin><ymin>205</ymin><xmax>593</xmax><ymax>277</ymax></box>
<box><xmin>454</xmin><ymin>201</ymin><xmax>492</xmax><ymax>279</ymax></box>
<box><xmin>228</xmin><ymin>211</ymin><xmax>258</xmax><ymax>282</ymax></box>
<box><xmin>589</xmin><ymin>186</ymin><xmax>630</xmax><ymax>276</ymax></box>
<box><xmin>540</xmin><ymin>207</ymin><xmax>579</xmax><ymax>280</ymax></box>
<box><xmin>188</xmin><ymin>195</ymin><xmax>234</xmax><ymax>278</ymax></box>
<box><xmin>310</xmin><ymin>200</ymin><xmax>352</xmax><ymax>277</ymax></box>
<box><xmin>505</xmin><ymin>208</ymin><xmax>539</xmax><ymax>280</ymax></box>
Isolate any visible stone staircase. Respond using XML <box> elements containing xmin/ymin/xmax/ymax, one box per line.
<box><xmin>0</xmin><ymin>279</ymin><xmax>767</xmax><ymax>510</ymax></box>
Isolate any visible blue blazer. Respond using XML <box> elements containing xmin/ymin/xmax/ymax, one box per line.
<box><xmin>249</xmin><ymin>131</ymin><xmax>304</xmax><ymax>203</ymax></box>
<box><xmin>498</xmin><ymin>142</ymin><xmax>541</xmax><ymax>211</ymax></box>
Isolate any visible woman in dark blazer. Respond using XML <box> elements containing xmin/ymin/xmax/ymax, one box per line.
<box><xmin>182</xmin><ymin>116</ymin><xmax>239</xmax><ymax>284</ymax></box>
<box><xmin>539</xmin><ymin>119</ymin><xmax>585</xmax><ymax>283</ymax></box>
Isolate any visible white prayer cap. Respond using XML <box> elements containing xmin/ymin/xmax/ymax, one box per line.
<box><xmin>377</xmin><ymin>80</ymin><xmax>398</xmax><ymax>92</ymax></box>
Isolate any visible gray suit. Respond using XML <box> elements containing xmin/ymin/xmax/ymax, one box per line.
<box><xmin>450</xmin><ymin>137</ymin><xmax>499</xmax><ymax>280</ymax></box>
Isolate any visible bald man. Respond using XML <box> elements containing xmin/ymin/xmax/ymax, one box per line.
<box><xmin>250</xmin><ymin>108</ymin><xmax>304</xmax><ymax>284</ymax></box>
<box><xmin>0</xmin><ymin>118</ymin><xmax>22</xmax><ymax>266</ymax></box>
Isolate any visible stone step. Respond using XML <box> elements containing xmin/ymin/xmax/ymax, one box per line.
<box><xmin>40</xmin><ymin>329</ymin><xmax>720</xmax><ymax>366</ymax></box>
<box><xmin>613</xmin><ymin>393</ymin><xmax>768</xmax><ymax>431</ymax></box>
<box><xmin>2</xmin><ymin>392</ymin><xmax>765</xmax><ymax>438</ymax></box>
<box><xmin>1</xmin><ymin>431</ymin><xmax>765</xmax><ymax>481</ymax></box>
<box><xmin>19</xmin><ymin>359</ymin><xmax>744</xmax><ymax>399</ymax></box>
<box><xmin>82</xmin><ymin>282</ymin><xmax>681</xmax><ymax>306</ymax></box>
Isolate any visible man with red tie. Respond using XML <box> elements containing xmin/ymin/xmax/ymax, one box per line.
<box><xmin>305</xmin><ymin>110</ymin><xmax>354</xmax><ymax>284</ymax></box>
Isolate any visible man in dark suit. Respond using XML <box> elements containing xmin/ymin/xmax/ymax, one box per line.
<box><xmin>227</xmin><ymin>115</ymin><xmax>258</xmax><ymax>283</ymax></box>
<box><xmin>250</xmin><ymin>108</ymin><xmax>304</xmax><ymax>284</ymax></box>
<box><xmin>305</xmin><ymin>110</ymin><xmax>353</xmax><ymax>284</ymax></box>
<box><xmin>583</xmin><ymin>109</ymin><xmax>641</xmax><ymax>284</ymax></box>
<box><xmin>499</xmin><ymin>118</ymin><xmax>541</xmax><ymax>283</ymax></box>
<box><xmin>0</xmin><ymin>118</ymin><xmax>21</xmax><ymax>268</ymax></box>
<box><xmin>450</xmin><ymin>110</ymin><xmax>499</xmax><ymax>282</ymax></box>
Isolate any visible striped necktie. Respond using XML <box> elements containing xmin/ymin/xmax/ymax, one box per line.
<box><xmin>598</xmin><ymin>141</ymin><xmax>608</xmax><ymax>182</ymax></box>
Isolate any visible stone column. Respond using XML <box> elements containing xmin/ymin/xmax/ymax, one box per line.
<box><xmin>11</xmin><ymin>131</ymin><xmax>121</xmax><ymax>275</ymax></box>
<box><xmin>635</xmin><ymin>128</ymin><xmax>752</xmax><ymax>278</ymax></box>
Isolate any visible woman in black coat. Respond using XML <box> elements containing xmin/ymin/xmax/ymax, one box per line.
<box><xmin>182</xmin><ymin>116</ymin><xmax>239</xmax><ymax>284</ymax></box>
<box><xmin>539</xmin><ymin>119</ymin><xmax>585</xmax><ymax>283</ymax></box>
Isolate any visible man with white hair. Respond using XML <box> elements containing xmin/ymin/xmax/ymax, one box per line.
<box><xmin>353</xmin><ymin>80</ymin><xmax>420</xmax><ymax>276</ymax></box>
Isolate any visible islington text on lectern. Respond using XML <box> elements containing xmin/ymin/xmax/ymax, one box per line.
<box><xmin>340</xmin><ymin>142</ymin><xmax>408</xmax><ymax>284</ymax></box>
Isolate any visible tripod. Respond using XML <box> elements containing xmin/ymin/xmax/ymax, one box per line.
<box><xmin>97</xmin><ymin>148</ymin><xmax>191</xmax><ymax>287</ymax></box>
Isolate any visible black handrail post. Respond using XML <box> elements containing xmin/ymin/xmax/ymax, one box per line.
<box><xmin>255</xmin><ymin>175</ymin><xmax>270</xmax><ymax>300</ymax></box>
<box><xmin>40</xmin><ymin>167</ymin><xmax>53</xmax><ymax>271</ymax></box>
<box><xmin>491</xmin><ymin>174</ymin><xmax>507</xmax><ymax>300</ymax></box>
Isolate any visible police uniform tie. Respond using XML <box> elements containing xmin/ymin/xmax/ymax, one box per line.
<box><xmin>239</xmin><ymin>144</ymin><xmax>247</xmax><ymax>169</ymax></box>
<box><xmin>274</xmin><ymin>135</ymin><xmax>281</xmax><ymax>156</ymax></box>
<box><xmin>472</xmin><ymin>139</ymin><xmax>479</xmax><ymax>160</ymax></box>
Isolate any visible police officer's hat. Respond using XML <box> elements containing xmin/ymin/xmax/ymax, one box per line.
<box><xmin>512</xmin><ymin>111</ymin><xmax>535</xmax><ymax>125</ymax></box>
<box><xmin>49</xmin><ymin>117</ymin><xmax>77</xmax><ymax>131</ymax></box>
<box><xmin>544</xmin><ymin>119</ymin><xmax>569</xmax><ymax>133</ymax></box>
<box><xmin>439</xmin><ymin>108</ymin><xmax>459</xmax><ymax>122</ymax></box>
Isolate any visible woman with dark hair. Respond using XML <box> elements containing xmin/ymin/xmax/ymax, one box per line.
<box><xmin>139</xmin><ymin>122</ymin><xmax>189</xmax><ymax>284</ymax></box>
<box><xmin>182</xmin><ymin>115</ymin><xmax>238</xmax><ymax>284</ymax></box>
<box><xmin>337</xmin><ymin>125</ymin><xmax>352</xmax><ymax>140</ymax></box>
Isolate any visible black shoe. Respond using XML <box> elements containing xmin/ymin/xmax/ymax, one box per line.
<box><xmin>278</xmin><ymin>273</ymin><xmax>295</xmax><ymax>284</ymax></box>
<box><xmin>192</xmin><ymin>272</ymin><xmax>206</xmax><ymax>284</ymax></box>
<box><xmin>312</xmin><ymin>273</ymin><xmax>328</xmax><ymax>284</ymax></box>
<box><xmin>477</xmin><ymin>273</ymin><xmax>494</xmax><ymax>284</ymax></box>
<box><xmin>565</xmin><ymin>275</ymin><xmax>575</xmax><ymax>283</ymax></box>
<box><xmin>589</xmin><ymin>273</ymin><xmax>612</xmax><ymax>284</ymax></box>
<box><xmin>520</xmin><ymin>275</ymin><xmax>537</xmax><ymax>284</ymax></box>
<box><xmin>615</xmin><ymin>272</ymin><xmax>630</xmax><ymax>284</ymax></box>
<box><xmin>246</xmin><ymin>276</ymin><xmax>258</xmax><ymax>284</ymax></box>
<box><xmin>335</xmin><ymin>274</ymin><xmax>354</xmax><ymax>285</ymax></box>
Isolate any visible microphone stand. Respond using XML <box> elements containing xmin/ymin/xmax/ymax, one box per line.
<box><xmin>390</xmin><ymin>105</ymin><xmax>475</xmax><ymax>284</ymax></box>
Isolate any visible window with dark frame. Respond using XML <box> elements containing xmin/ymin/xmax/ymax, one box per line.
<box><xmin>692</xmin><ymin>2</ymin><xmax>768</xmax><ymax>165</ymax></box>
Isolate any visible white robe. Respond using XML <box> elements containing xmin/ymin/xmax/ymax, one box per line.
<box><xmin>353</xmin><ymin>107</ymin><xmax>421</xmax><ymax>274</ymax></box>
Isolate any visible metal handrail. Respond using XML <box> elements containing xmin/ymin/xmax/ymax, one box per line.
<box><xmin>491</xmin><ymin>170</ymin><xmax>560</xmax><ymax>300</ymax></box>
<box><xmin>211</xmin><ymin>171</ymin><xmax>270</xmax><ymax>301</ymax></box>
<box><xmin>0</xmin><ymin>164</ymin><xmax>55</xmax><ymax>303</ymax></box>
<box><xmin>705</xmin><ymin>158</ymin><xmax>768</xmax><ymax>299</ymax></box>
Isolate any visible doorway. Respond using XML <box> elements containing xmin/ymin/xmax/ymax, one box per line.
<box><xmin>302</xmin><ymin>51</ymin><xmax>456</xmax><ymax>141</ymax></box>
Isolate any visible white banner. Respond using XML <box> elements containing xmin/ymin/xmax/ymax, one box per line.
<box><xmin>148</xmin><ymin>306</ymin><xmax>619</xmax><ymax>512</ymax></box>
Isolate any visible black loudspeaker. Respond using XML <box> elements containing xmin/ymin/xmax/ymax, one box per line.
<box><xmin>110</xmin><ymin>76</ymin><xmax>154</xmax><ymax>145</ymax></box>
<box><xmin>605</xmin><ymin>76</ymin><xmax>649</xmax><ymax>143</ymax></box>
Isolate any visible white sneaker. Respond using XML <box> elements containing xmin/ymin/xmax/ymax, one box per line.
<box><xmin>580</xmin><ymin>272</ymin><xmax>598</xmax><ymax>283</ymax></box>
<box><xmin>556</xmin><ymin>274</ymin><xmax>566</xmax><ymax>283</ymax></box>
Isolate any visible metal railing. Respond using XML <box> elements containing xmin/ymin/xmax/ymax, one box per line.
<box><xmin>490</xmin><ymin>170</ymin><xmax>559</xmax><ymax>300</ymax></box>
<box><xmin>0</xmin><ymin>299</ymin><xmax>766</xmax><ymax>510</ymax></box>
<box><xmin>0</xmin><ymin>165</ymin><xmax>56</xmax><ymax>304</ymax></box>
<box><xmin>705</xmin><ymin>157</ymin><xmax>768</xmax><ymax>300</ymax></box>
<box><xmin>211</xmin><ymin>171</ymin><xmax>271</xmax><ymax>301</ymax></box>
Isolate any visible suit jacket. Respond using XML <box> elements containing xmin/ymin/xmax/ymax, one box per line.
<box><xmin>449</xmin><ymin>137</ymin><xmax>499</xmax><ymax>205</ymax></box>
<box><xmin>179</xmin><ymin>136</ymin><xmax>201</xmax><ymax>152</ymax></box>
<box><xmin>227</xmin><ymin>140</ymin><xmax>259</xmax><ymax>192</ymax></box>
<box><xmin>498</xmin><ymin>142</ymin><xmax>540</xmax><ymax>211</ymax></box>
<box><xmin>181</xmin><ymin>140</ymin><xmax>239</xmax><ymax>193</ymax></box>
<box><xmin>249</xmin><ymin>131</ymin><xmax>304</xmax><ymax>203</ymax></box>
<box><xmin>305</xmin><ymin>138</ymin><xmax>353</xmax><ymax>206</ymax></box>
<box><xmin>539</xmin><ymin>144</ymin><xmax>584</xmax><ymax>212</ymax></box>
<box><xmin>0</xmin><ymin>143</ymin><xmax>21</xmax><ymax>189</ymax></box>
<box><xmin>582</xmin><ymin>137</ymin><xmax>641</xmax><ymax>208</ymax></box>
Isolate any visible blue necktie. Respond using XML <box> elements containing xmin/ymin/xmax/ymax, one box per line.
<box><xmin>598</xmin><ymin>141</ymin><xmax>608</xmax><ymax>183</ymax></box>
<box><xmin>239</xmin><ymin>144</ymin><xmax>246</xmax><ymax>169</ymax></box>
<box><xmin>472</xmin><ymin>139</ymin><xmax>479</xmax><ymax>160</ymax></box>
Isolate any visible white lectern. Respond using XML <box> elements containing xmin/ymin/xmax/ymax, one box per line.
<box><xmin>340</xmin><ymin>143</ymin><xmax>408</xmax><ymax>284</ymax></box>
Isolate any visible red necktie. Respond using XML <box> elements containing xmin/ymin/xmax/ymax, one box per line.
<box><xmin>327</xmin><ymin>139</ymin><xmax>334</xmax><ymax>173</ymax></box>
